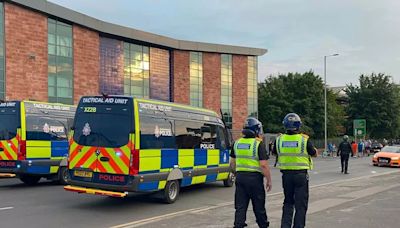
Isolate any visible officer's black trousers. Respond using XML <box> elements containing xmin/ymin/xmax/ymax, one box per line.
<box><xmin>340</xmin><ymin>154</ymin><xmax>350</xmax><ymax>172</ymax></box>
<box><xmin>281</xmin><ymin>171</ymin><xmax>309</xmax><ymax>228</ymax></box>
<box><xmin>234</xmin><ymin>172</ymin><xmax>269</xmax><ymax>228</ymax></box>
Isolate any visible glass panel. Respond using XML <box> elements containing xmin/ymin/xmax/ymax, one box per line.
<box><xmin>123</xmin><ymin>42</ymin><xmax>150</xmax><ymax>97</ymax></box>
<box><xmin>48</xmin><ymin>18</ymin><xmax>73</xmax><ymax>104</ymax></box>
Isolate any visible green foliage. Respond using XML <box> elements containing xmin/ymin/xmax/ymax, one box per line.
<box><xmin>258</xmin><ymin>71</ymin><xmax>345</xmax><ymax>138</ymax></box>
<box><xmin>345</xmin><ymin>73</ymin><xmax>400</xmax><ymax>138</ymax></box>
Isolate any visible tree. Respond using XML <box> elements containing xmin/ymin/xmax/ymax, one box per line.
<box><xmin>345</xmin><ymin>73</ymin><xmax>400</xmax><ymax>139</ymax></box>
<box><xmin>258</xmin><ymin>71</ymin><xmax>345</xmax><ymax>138</ymax></box>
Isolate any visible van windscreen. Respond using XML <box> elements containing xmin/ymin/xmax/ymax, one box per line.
<box><xmin>0</xmin><ymin>102</ymin><xmax>20</xmax><ymax>140</ymax></box>
<box><xmin>73</xmin><ymin>98</ymin><xmax>133</xmax><ymax>148</ymax></box>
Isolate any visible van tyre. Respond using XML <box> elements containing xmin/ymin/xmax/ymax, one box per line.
<box><xmin>58</xmin><ymin>166</ymin><xmax>69</xmax><ymax>185</ymax></box>
<box><xmin>223</xmin><ymin>172</ymin><xmax>235</xmax><ymax>187</ymax></box>
<box><xmin>19</xmin><ymin>175</ymin><xmax>41</xmax><ymax>185</ymax></box>
<box><xmin>163</xmin><ymin>180</ymin><xmax>180</xmax><ymax>204</ymax></box>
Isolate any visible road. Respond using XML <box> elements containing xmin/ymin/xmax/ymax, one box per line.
<box><xmin>0</xmin><ymin>156</ymin><xmax>396</xmax><ymax>228</ymax></box>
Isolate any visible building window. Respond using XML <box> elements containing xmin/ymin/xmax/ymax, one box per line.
<box><xmin>123</xmin><ymin>43</ymin><xmax>150</xmax><ymax>98</ymax></box>
<box><xmin>190</xmin><ymin>52</ymin><xmax>203</xmax><ymax>107</ymax></box>
<box><xmin>221</xmin><ymin>54</ymin><xmax>232</xmax><ymax>128</ymax></box>
<box><xmin>48</xmin><ymin>18</ymin><xmax>73</xmax><ymax>104</ymax></box>
<box><xmin>0</xmin><ymin>3</ymin><xmax>5</xmax><ymax>100</ymax></box>
<box><xmin>248</xmin><ymin>56</ymin><xmax>258</xmax><ymax>117</ymax></box>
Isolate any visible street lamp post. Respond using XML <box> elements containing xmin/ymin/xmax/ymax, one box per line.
<box><xmin>324</xmin><ymin>53</ymin><xmax>339</xmax><ymax>155</ymax></box>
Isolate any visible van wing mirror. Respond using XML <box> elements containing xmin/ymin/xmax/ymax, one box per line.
<box><xmin>226</xmin><ymin>128</ymin><xmax>234</xmax><ymax>150</ymax></box>
<box><xmin>67</xmin><ymin>118</ymin><xmax>75</xmax><ymax>131</ymax></box>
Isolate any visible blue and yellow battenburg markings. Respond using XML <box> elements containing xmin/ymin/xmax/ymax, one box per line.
<box><xmin>24</xmin><ymin>140</ymin><xmax>69</xmax><ymax>174</ymax></box>
<box><xmin>137</xmin><ymin>148</ymin><xmax>230</xmax><ymax>191</ymax></box>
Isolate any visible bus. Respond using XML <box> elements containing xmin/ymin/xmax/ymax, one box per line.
<box><xmin>0</xmin><ymin>101</ymin><xmax>75</xmax><ymax>185</ymax></box>
<box><xmin>64</xmin><ymin>96</ymin><xmax>234</xmax><ymax>203</ymax></box>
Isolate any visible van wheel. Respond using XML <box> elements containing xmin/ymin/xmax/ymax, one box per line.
<box><xmin>163</xmin><ymin>180</ymin><xmax>180</xmax><ymax>204</ymax></box>
<box><xmin>19</xmin><ymin>175</ymin><xmax>41</xmax><ymax>185</ymax></box>
<box><xmin>58</xmin><ymin>166</ymin><xmax>69</xmax><ymax>185</ymax></box>
<box><xmin>223</xmin><ymin>172</ymin><xmax>235</xmax><ymax>187</ymax></box>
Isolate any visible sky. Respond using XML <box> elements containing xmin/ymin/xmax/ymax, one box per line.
<box><xmin>49</xmin><ymin>0</ymin><xmax>400</xmax><ymax>86</ymax></box>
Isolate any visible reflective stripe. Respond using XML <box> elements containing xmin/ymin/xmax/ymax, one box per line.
<box><xmin>300</xmin><ymin>136</ymin><xmax>305</xmax><ymax>154</ymax></box>
<box><xmin>277</xmin><ymin>136</ymin><xmax>281</xmax><ymax>155</ymax></box>
<box><xmin>233</xmin><ymin>141</ymin><xmax>238</xmax><ymax>156</ymax></box>
<box><xmin>278</xmin><ymin>153</ymin><xmax>309</xmax><ymax>157</ymax></box>
<box><xmin>236</xmin><ymin>164</ymin><xmax>262</xmax><ymax>172</ymax></box>
<box><xmin>236</xmin><ymin>155</ymin><xmax>257</xmax><ymax>159</ymax></box>
<box><xmin>278</xmin><ymin>162</ymin><xmax>310</xmax><ymax>167</ymax></box>
<box><xmin>252</xmin><ymin>140</ymin><xmax>257</xmax><ymax>157</ymax></box>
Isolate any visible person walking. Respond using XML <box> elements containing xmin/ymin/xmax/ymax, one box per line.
<box><xmin>351</xmin><ymin>141</ymin><xmax>357</xmax><ymax>157</ymax></box>
<box><xmin>337</xmin><ymin>135</ymin><xmax>352</xmax><ymax>174</ymax></box>
<box><xmin>272</xmin><ymin>113</ymin><xmax>317</xmax><ymax>228</ymax></box>
<box><xmin>358</xmin><ymin>140</ymin><xmax>365</xmax><ymax>157</ymax></box>
<box><xmin>230</xmin><ymin>117</ymin><xmax>272</xmax><ymax>228</ymax></box>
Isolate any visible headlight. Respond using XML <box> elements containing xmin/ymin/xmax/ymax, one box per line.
<box><xmin>373</xmin><ymin>154</ymin><xmax>378</xmax><ymax>159</ymax></box>
<box><xmin>392</xmin><ymin>157</ymin><xmax>399</xmax><ymax>160</ymax></box>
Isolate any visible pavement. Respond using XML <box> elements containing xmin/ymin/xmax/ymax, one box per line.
<box><xmin>0</xmin><ymin>156</ymin><xmax>399</xmax><ymax>228</ymax></box>
<box><xmin>111</xmin><ymin>170</ymin><xmax>400</xmax><ymax>228</ymax></box>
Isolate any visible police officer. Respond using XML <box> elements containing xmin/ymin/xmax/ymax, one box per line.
<box><xmin>272</xmin><ymin>113</ymin><xmax>316</xmax><ymax>228</ymax></box>
<box><xmin>337</xmin><ymin>135</ymin><xmax>352</xmax><ymax>174</ymax></box>
<box><xmin>230</xmin><ymin>117</ymin><xmax>272</xmax><ymax>228</ymax></box>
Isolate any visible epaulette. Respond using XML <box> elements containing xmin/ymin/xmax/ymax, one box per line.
<box><xmin>301</xmin><ymin>133</ymin><xmax>310</xmax><ymax>139</ymax></box>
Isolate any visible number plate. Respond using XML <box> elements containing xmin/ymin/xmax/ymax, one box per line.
<box><xmin>74</xmin><ymin>170</ymin><xmax>93</xmax><ymax>178</ymax></box>
<box><xmin>379</xmin><ymin>159</ymin><xmax>389</xmax><ymax>163</ymax></box>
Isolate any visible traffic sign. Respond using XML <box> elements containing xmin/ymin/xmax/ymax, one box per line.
<box><xmin>353</xmin><ymin>119</ymin><xmax>366</xmax><ymax>136</ymax></box>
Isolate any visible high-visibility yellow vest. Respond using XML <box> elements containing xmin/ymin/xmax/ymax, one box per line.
<box><xmin>234</xmin><ymin>138</ymin><xmax>262</xmax><ymax>173</ymax></box>
<box><xmin>276</xmin><ymin>134</ymin><xmax>312</xmax><ymax>170</ymax></box>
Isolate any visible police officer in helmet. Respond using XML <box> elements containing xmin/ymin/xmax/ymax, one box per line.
<box><xmin>272</xmin><ymin>113</ymin><xmax>317</xmax><ymax>228</ymax></box>
<box><xmin>230</xmin><ymin>117</ymin><xmax>272</xmax><ymax>228</ymax></box>
<box><xmin>337</xmin><ymin>135</ymin><xmax>352</xmax><ymax>174</ymax></box>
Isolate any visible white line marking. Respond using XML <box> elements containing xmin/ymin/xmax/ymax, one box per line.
<box><xmin>111</xmin><ymin>169</ymin><xmax>400</xmax><ymax>228</ymax></box>
<box><xmin>0</xmin><ymin>207</ymin><xmax>14</xmax><ymax>211</ymax></box>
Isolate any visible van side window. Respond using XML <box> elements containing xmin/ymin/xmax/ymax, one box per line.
<box><xmin>201</xmin><ymin>124</ymin><xmax>217</xmax><ymax>149</ymax></box>
<box><xmin>175</xmin><ymin>120</ymin><xmax>202</xmax><ymax>149</ymax></box>
<box><xmin>140</xmin><ymin>115</ymin><xmax>175</xmax><ymax>149</ymax></box>
<box><xmin>216</xmin><ymin>126</ymin><xmax>227</xmax><ymax>150</ymax></box>
<box><xmin>175</xmin><ymin>121</ymin><xmax>218</xmax><ymax>149</ymax></box>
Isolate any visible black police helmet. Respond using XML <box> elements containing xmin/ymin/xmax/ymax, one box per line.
<box><xmin>243</xmin><ymin>117</ymin><xmax>263</xmax><ymax>136</ymax></box>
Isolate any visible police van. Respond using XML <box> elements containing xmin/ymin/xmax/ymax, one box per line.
<box><xmin>0</xmin><ymin>101</ymin><xmax>75</xmax><ymax>185</ymax></box>
<box><xmin>64</xmin><ymin>96</ymin><xmax>233</xmax><ymax>203</ymax></box>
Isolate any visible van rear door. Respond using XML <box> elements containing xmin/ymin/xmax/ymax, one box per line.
<box><xmin>70</xmin><ymin>97</ymin><xmax>133</xmax><ymax>179</ymax></box>
<box><xmin>0</xmin><ymin>102</ymin><xmax>20</xmax><ymax>168</ymax></box>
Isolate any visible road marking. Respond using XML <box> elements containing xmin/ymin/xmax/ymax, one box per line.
<box><xmin>109</xmin><ymin>207</ymin><xmax>210</xmax><ymax>228</ymax></box>
<box><xmin>110</xmin><ymin>169</ymin><xmax>400</xmax><ymax>228</ymax></box>
<box><xmin>0</xmin><ymin>207</ymin><xmax>14</xmax><ymax>211</ymax></box>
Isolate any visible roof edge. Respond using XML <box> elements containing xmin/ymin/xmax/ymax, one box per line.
<box><xmin>7</xmin><ymin>0</ymin><xmax>267</xmax><ymax>56</ymax></box>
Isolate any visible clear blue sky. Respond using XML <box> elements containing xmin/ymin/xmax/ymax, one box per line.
<box><xmin>50</xmin><ymin>0</ymin><xmax>400</xmax><ymax>86</ymax></box>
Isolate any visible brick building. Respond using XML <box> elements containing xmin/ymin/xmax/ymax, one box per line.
<box><xmin>0</xmin><ymin>0</ymin><xmax>267</xmax><ymax>131</ymax></box>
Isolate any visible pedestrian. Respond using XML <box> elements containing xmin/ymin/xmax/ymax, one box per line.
<box><xmin>358</xmin><ymin>140</ymin><xmax>364</xmax><ymax>157</ymax></box>
<box><xmin>230</xmin><ymin>117</ymin><xmax>272</xmax><ymax>228</ymax></box>
<box><xmin>272</xmin><ymin>113</ymin><xmax>317</xmax><ymax>228</ymax></box>
<box><xmin>337</xmin><ymin>135</ymin><xmax>352</xmax><ymax>174</ymax></box>
<box><xmin>328</xmin><ymin>142</ymin><xmax>334</xmax><ymax>157</ymax></box>
<box><xmin>270</xmin><ymin>140</ymin><xmax>278</xmax><ymax>167</ymax></box>
<box><xmin>365</xmin><ymin>140</ymin><xmax>371</xmax><ymax>156</ymax></box>
<box><xmin>351</xmin><ymin>141</ymin><xmax>357</xmax><ymax>157</ymax></box>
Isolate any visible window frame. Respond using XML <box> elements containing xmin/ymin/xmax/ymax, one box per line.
<box><xmin>48</xmin><ymin>18</ymin><xmax>74</xmax><ymax>105</ymax></box>
<box><xmin>123</xmin><ymin>42</ymin><xmax>150</xmax><ymax>98</ymax></box>
<box><xmin>221</xmin><ymin>54</ymin><xmax>232</xmax><ymax>128</ymax></box>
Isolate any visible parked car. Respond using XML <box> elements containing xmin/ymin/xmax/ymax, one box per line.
<box><xmin>372</xmin><ymin>146</ymin><xmax>400</xmax><ymax>167</ymax></box>
<box><xmin>370</xmin><ymin>142</ymin><xmax>383</xmax><ymax>153</ymax></box>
